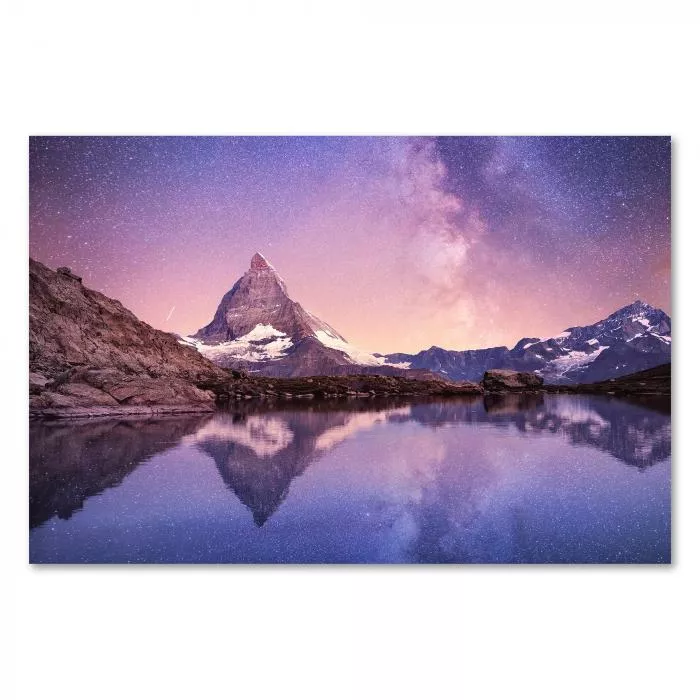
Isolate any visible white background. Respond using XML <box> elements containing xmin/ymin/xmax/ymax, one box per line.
<box><xmin>2</xmin><ymin>2</ymin><xmax>699</xmax><ymax>698</ymax></box>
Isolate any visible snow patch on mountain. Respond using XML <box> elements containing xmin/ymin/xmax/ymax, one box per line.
<box><xmin>314</xmin><ymin>330</ymin><xmax>383</xmax><ymax>365</ymax></box>
<box><xmin>540</xmin><ymin>345</ymin><xmax>609</xmax><ymax>380</ymax></box>
<box><xmin>180</xmin><ymin>323</ymin><xmax>294</xmax><ymax>363</ymax></box>
<box><xmin>314</xmin><ymin>330</ymin><xmax>411</xmax><ymax>368</ymax></box>
<box><xmin>239</xmin><ymin>323</ymin><xmax>287</xmax><ymax>341</ymax></box>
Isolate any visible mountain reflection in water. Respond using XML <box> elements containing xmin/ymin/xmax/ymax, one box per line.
<box><xmin>190</xmin><ymin>406</ymin><xmax>412</xmax><ymax>526</ymax></box>
<box><xmin>29</xmin><ymin>394</ymin><xmax>671</xmax><ymax>563</ymax></box>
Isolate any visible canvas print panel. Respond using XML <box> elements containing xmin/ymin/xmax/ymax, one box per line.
<box><xmin>28</xmin><ymin>136</ymin><xmax>671</xmax><ymax>563</ymax></box>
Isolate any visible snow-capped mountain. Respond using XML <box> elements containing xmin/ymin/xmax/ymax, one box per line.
<box><xmin>180</xmin><ymin>253</ymin><xmax>410</xmax><ymax>377</ymax></box>
<box><xmin>182</xmin><ymin>254</ymin><xmax>670</xmax><ymax>384</ymax></box>
<box><xmin>381</xmin><ymin>300</ymin><xmax>671</xmax><ymax>384</ymax></box>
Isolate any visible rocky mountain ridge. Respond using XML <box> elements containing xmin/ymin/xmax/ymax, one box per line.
<box><xmin>193</xmin><ymin>252</ymin><xmax>345</xmax><ymax>344</ymax></box>
<box><xmin>381</xmin><ymin>300</ymin><xmax>671</xmax><ymax>384</ymax></box>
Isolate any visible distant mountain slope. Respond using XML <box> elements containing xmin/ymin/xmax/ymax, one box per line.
<box><xmin>182</xmin><ymin>253</ymin><xmax>414</xmax><ymax>377</ymax></box>
<box><xmin>29</xmin><ymin>258</ymin><xmax>230</xmax><ymax>416</ymax></box>
<box><xmin>381</xmin><ymin>301</ymin><xmax>671</xmax><ymax>384</ymax></box>
<box><xmin>558</xmin><ymin>363</ymin><xmax>671</xmax><ymax>397</ymax></box>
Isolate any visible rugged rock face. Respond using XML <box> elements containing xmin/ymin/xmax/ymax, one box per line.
<box><xmin>382</xmin><ymin>301</ymin><xmax>671</xmax><ymax>384</ymax></box>
<box><xmin>29</xmin><ymin>258</ymin><xmax>231</xmax><ymax>417</ymax></box>
<box><xmin>482</xmin><ymin>370</ymin><xmax>544</xmax><ymax>392</ymax></box>
<box><xmin>194</xmin><ymin>252</ymin><xmax>344</xmax><ymax>343</ymax></box>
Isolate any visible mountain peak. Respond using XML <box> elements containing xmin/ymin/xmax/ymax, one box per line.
<box><xmin>250</xmin><ymin>252</ymin><xmax>273</xmax><ymax>271</ymax></box>
<box><xmin>607</xmin><ymin>299</ymin><xmax>654</xmax><ymax>319</ymax></box>
<box><xmin>194</xmin><ymin>253</ymin><xmax>345</xmax><ymax>344</ymax></box>
<box><xmin>624</xmin><ymin>299</ymin><xmax>651</xmax><ymax>310</ymax></box>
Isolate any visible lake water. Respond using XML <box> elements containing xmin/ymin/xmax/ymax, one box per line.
<box><xmin>29</xmin><ymin>394</ymin><xmax>671</xmax><ymax>564</ymax></box>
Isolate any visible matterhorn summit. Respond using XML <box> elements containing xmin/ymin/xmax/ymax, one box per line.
<box><xmin>193</xmin><ymin>252</ymin><xmax>344</xmax><ymax>344</ymax></box>
<box><xmin>249</xmin><ymin>251</ymin><xmax>274</xmax><ymax>271</ymax></box>
<box><xmin>180</xmin><ymin>254</ymin><xmax>408</xmax><ymax>377</ymax></box>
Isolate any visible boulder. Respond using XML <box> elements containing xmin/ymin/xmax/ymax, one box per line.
<box><xmin>56</xmin><ymin>266</ymin><xmax>82</xmax><ymax>282</ymax></box>
<box><xmin>482</xmin><ymin>369</ymin><xmax>544</xmax><ymax>392</ymax></box>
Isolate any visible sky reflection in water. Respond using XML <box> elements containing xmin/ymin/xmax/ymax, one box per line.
<box><xmin>29</xmin><ymin>394</ymin><xmax>671</xmax><ymax>564</ymax></box>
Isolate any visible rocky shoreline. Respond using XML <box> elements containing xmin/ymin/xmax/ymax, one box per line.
<box><xmin>30</xmin><ymin>371</ymin><xmax>484</xmax><ymax>418</ymax></box>
<box><xmin>30</xmin><ymin>365</ymin><xmax>671</xmax><ymax>419</ymax></box>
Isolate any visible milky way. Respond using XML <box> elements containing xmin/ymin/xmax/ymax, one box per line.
<box><xmin>29</xmin><ymin>136</ymin><xmax>670</xmax><ymax>353</ymax></box>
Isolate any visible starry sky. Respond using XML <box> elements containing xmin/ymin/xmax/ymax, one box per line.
<box><xmin>29</xmin><ymin>136</ymin><xmax>671</xmax><ymax>353</ymax></box>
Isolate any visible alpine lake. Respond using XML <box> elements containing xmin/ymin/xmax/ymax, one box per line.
<box><xmin>29</xmin><ymin>393</ymin><xmax>671</xmax><ymax>564</ymax></box>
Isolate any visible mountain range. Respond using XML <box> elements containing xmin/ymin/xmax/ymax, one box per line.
<box><xmin>383</xmin><ymin>300</ymin><xmax>671</xmax><ymax>384</ymax></box>
<box><xmin>181</xmin><ymin>253</ymin><xmax>671</xmax><ymax>384</ymax></box>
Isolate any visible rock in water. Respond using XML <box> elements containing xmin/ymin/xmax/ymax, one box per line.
<box><xmin>29</xmin><ymin>258</ymin><xmax>230</xmax><ymax>417</ymax></box>
<box><xmin>482</xmin><ymin>369</ymin><xmax>544</xmax><ymax>392</ymax></box>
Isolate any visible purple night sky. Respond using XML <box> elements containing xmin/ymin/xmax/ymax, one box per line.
<box><xmin>29</xmin><ymin>136</ymin><xmax>671</xmax><ymax>353</ymax></box>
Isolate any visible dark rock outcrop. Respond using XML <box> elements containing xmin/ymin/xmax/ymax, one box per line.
<box><xmin>209</xmin><ymin>373</ymin><xmax>483</xmax><ymax>404</ymax></box>
<box><xmin>482</xmin><ymin>369</ymin><xmax>544</xmax><ymax>392</ymax></box>
<box><xmin>548</xmin><ymin>363</ymin><xmax>671</xmax><ymax>399</ymax></box>
<box><xmin>56</xmin><ymin>266</ymin><xmax>82</xmax><ymax>282</ymax></box>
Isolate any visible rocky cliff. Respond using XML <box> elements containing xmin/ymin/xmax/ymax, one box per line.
<box><xmin>29</xmin><ymin>258</ymin><xmax>231</xmax><ymax>417</ymax></box>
